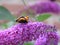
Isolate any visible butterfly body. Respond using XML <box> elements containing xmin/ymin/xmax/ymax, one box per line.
<box><xmin>16</xmin><ymin>16</ymin><xmax>29</xmax><ymax>23</ymax></box>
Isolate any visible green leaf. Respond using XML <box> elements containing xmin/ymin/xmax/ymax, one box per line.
<box><xmin>24</xmin><ymin>42</ymin><xmax>33</xmax><ymax>45</ymax></box>
<box><xmin>36</xmin><ymin>14</ymin><xmax>51</xmax><ymax>21</ymax></box>
<box><xmin>1</xmin><ymin>23</ymin><xmax>8</xmax><ymax>29</ymax></box>
<box><xmin>0</xmin><ymin>6</ymin><xmax>15</xmax><ymax>21</ymax></box>
<box><xmin>1</xmin><ymin>21</ymin><xmax>15</xmax><ymax>29</ymax></box>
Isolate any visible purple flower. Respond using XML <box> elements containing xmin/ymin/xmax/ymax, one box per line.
<box><xmin>34</xmin><ymin>35</ymin><xmax>47</xmax><ymax>45</ymax></box>
<box><xmin>34</xmin><ymin>31</ymin><xmax>58</xmax><ymax>45</ymax></box>
<box><xmin>29</xmin><ymin>2</ymin><xmax>60</xmax><ymax>14</ymax></box>
<box><xmin>0</xmin><ymin>22</ymin><xmax>58</xmax><ymax>45</ymax></box>
<box><xmin>46</xmin><ymin>32</ymin><xmax>58</xmax><ymax>45</ymax></box>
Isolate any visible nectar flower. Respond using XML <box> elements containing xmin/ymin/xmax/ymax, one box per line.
<box><xmin>46</xmin><ymin>32</ymin><xmax>58</xmax><ymax>45</ymax></box>
<box><xmin>34</xmin><ymin>32</ymin><xmax>58</xmax><ymax>45</ymax></box>
<box><xmin>0</xmin><ymin>22</ymin><xmax>58</xmax><ymax>45</ymax></box>
<box><xmin>29</xmin><ymin>2</ymin><xmax>60</xmax><ymax>14</ymax></box>
<box><xmin>34</xmin><ymin>35</ymin><xmax>47</xmax><ymax>45</ymax></box>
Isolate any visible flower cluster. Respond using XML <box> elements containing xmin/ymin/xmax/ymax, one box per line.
<box><xmin>34</xmin><ymin>31</ymin><xmax>58</xmax><ymax>45</ymax></box>
<box><xmin>34</xmin><ymin>35</ymin><xmax>47</xmax><ymax>45</ymax></box>
<box><xmin>0</xmin><ymin>22</ymin><xmax>58</xmax><ymax>45</ymax></box>
<box><xmin>29</xmin><ymin>2</ymin><xmax>60</xmax><ymax>14</ymax></box>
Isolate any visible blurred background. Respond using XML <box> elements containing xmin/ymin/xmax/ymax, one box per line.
<box><xmin>0</xmin><ymin>0</ymin><xmax>60</xmax><ymax>30</ymax></box>
<box><xmin>0</xmin><ymin>0</ymin><xmax>60</xmax><ymax>45</ymax></box>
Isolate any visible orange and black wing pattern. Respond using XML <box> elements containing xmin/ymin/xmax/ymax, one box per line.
<box><xmin>16</xmin><ymin>16</ymin><xmax>29</xmax><ymax>23</ymax></box>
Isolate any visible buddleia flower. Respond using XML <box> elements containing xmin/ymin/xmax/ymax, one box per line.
<box><xmin>26</xmin><ymin>2</ymin><xmax>60</xmax><ymax>14</ymax></box>
<box><xmin>0</xmin><ymin>22</ymin><xmax>58</xmax><ymax>45</ymax></box>
<box><xmin>34</xmin><ymin>35</ymin><xmax>47</xmax><ymax>45</ymax></box>
<box><xmin>34</xmin><ymin>32</ymin><xmax>58</xmax><ymax>45</ymax></box>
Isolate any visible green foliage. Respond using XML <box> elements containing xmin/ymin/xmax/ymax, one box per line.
<box><xmin>7</xmin><ymin>21</ymin><xmax>15</xmax><ymax>27</ymax></box>
<box><xmin>1</xmin><ymin>21</ymin><xmax>15</xmax><ymax>29</ymax></box>
<box><xmin>24</xmin><ymin>42</ymin><xmax>34</xmax><ymax>45</ymax></box>
<box><xmin>1</xmin><ymin>23</ymin><xmax>8</xmax><ymax>29</ymax></box>
<box><xmin>0</xmin><ymin>6</ymin><xmax>15</xmax><ymax>21</ymax></box>
<box><xmin>36</xmin><ymin>13</ymin><xmax>51</xmax><ymax>21</ymax></box>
